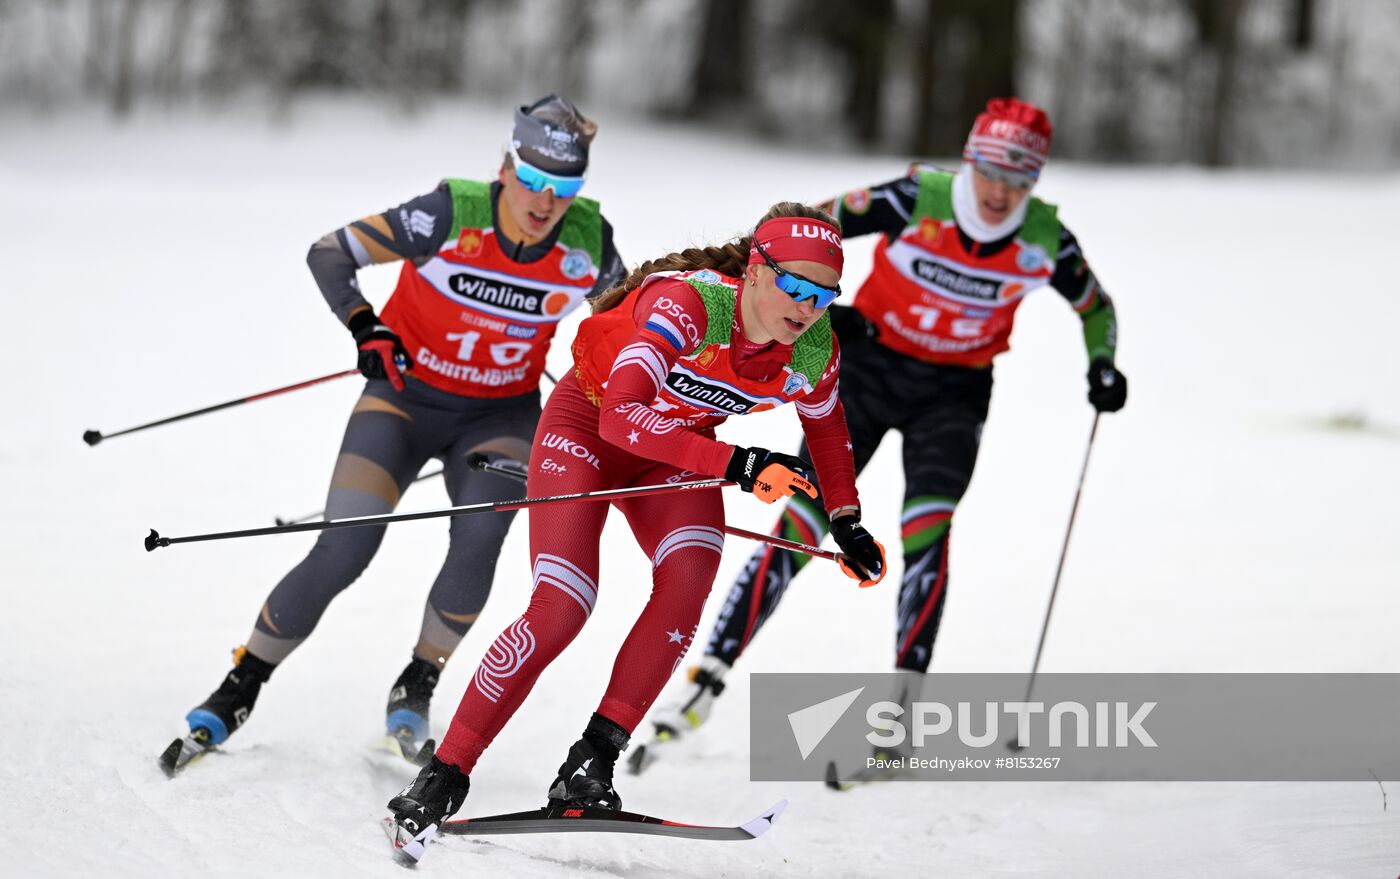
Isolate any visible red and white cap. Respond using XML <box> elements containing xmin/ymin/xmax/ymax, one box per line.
<box><xmin>962</xmin><ymin>98</ymin><xmax>1053</xmax><ymax>178</ymax></box>
<box><xmin>748</xmin><ymin>217</ymin><xmax>844</xmax><ymax>275</ymax></box>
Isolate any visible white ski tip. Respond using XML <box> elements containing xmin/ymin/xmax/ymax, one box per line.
<box><xmin>382</xmin><ymin>816</ymin><xmax>437</xmax><ymax>863</ymax></box>
<box><xmin>740</xmin><ymin>799</ymin><xmax>788</xmax><ymax>838</ymax></box>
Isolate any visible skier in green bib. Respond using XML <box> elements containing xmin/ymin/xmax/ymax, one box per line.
<box><xmin>163</xmin><ymin>96</ymin><xmax>625</xmax><ymax>774</ymax></box>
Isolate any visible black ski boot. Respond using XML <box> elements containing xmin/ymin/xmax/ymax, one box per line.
<box><xmin>386</xmin><ymin>755</ymin><xmax>471</xmax><ymax>861</ymax></box>
<box><xmin>547</xmin><ymin>713</ymin><xmax>630</xmax><ymax>811</ymax></box>
<box><xmin>386</xmin><ymin>657</ymin><xmax>440</xmax><ymax>744</ymax></box>
<box><xmin>185</xmin><ymin>646</ymin><xmax>276</xmax><ymax>745</ymax></box>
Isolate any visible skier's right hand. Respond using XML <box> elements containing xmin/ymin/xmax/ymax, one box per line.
<box><xmin>725</xmin><ymin>446</ymin><xmax>817</xmax><ymax>504</ymax></box>
<box><xmin>348</xmin><ymin>309</ymin><xmax>410</xmax><ymax>391</ymax></box>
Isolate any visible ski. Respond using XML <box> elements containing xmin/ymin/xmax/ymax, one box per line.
<box><xmin>381</xmin><ymin>816</ymin><xmax>434</xmax><ymax>864</ymax></box>
<box><xmin>626</xmin><ymin>741</ymin><xmax>659</xmax><ymax>775</ymax></box>
<box><xmin>158</xmin><ymin>730</ymin><xmax>216</xmax><ymax>778</ymax></box>
<box><xmin>434</xmin><ymin>798</ymin><xmax>787</xmax><ymax>841</ymax></box>
<box><xmin>370</xmin><ymin>730</ymin><xmax>436</xmax><ymax>767</ymax></box>
<box><xmin>625</xmin><ymin>725</ymin><xmax>684</xmax><ymax>776</ymax></box>
<box><xmin>824</xmin><ymin>758</ymin><xmax>906</xmax><ymax>791</ymax></box>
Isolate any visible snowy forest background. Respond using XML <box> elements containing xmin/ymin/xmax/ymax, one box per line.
<box><xmin>3</xmin><ymin>0</ymin><xmax>1398</xmax><ymax>169</ymax></box>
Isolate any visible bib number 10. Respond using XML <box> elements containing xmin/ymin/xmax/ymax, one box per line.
<box><xmin>447</xmin><ymin>331</ymin><xmax>532</xmax><ymax>366</ymax></box>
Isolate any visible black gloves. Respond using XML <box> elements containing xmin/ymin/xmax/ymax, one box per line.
<box><xmin>725</xmin><ymin>447</ymin><xmax>816</xmax><ymax>504</ymax></box>
<box><xmin>348</xmin><ymin>309</ymin><xmax>411</xmax><ymax>391</ymax></box>
<box><xmin>1087</xmin><ymin>357</ymin><xmax>1127</xmax><ymax>413</ymax></box>
<box><xmin>830</xmin><ymin>514</ymin><xmax>887</xmax><ymax>587</ymax></box>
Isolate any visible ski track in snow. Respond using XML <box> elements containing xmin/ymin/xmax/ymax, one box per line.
<box><xmin>1</xmin><ymin>99</ymin><xmax>1398</xmax><ymax>877</ymax></box>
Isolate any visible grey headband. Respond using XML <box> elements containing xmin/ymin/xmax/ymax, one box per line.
<box><xmin>511</xmin><ymin>94</ymin><xmax>592</xmax><ymax>176</ymax></box>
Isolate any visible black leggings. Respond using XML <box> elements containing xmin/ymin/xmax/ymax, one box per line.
<box><xmin>705</xmin><ymin>340</ymin><xmax>992</xmax><ymax>673</ymax></box>
<box><xmin>246</xmin><ymin>378</ymin><xmax>539</xmax><ymax>667</ymax></box>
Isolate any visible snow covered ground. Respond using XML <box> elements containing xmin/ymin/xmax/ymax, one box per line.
<box><xmin>2</xmin><ymin>98</ymin><xmax>1398</xmax><ymax>878</ymax></box>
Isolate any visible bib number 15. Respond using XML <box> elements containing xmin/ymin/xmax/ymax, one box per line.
<box><xmin>909</xmin><ymin>304</ymin><xmax>985</xmax><ymax>339</ymax></box>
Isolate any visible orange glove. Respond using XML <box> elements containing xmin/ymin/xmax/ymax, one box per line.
<box><xmin>830</xmin><ymin>514</ymin><xmax>886</xmax><ymax>587</ymax></box>
<box><xmin>725</xmin><ymin>446</ymin><xmax>817</xmax><ymax>505</ymax></box>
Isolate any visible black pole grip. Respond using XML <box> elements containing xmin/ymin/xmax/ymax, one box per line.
<box><xmin>83</xmin><ymin>430</ymin><xmax>103</xmax><ymax>446</ymax></box>
<box><xmin>145</xmin><ymin>529</ymin><xmax>167</xmax><ymax>552</ymax></box>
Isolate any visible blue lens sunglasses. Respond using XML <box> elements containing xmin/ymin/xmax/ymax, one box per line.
<box><xmin>754</xmin><ymin>239</ymin><xmax>841</xmax><ymax>308</ymax></box>
<box><xmin>509</xmin><ymin>146</ymin><xmax>586</xmax><ymax>198</ymax></box>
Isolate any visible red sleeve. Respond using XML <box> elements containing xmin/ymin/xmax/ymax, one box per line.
<box><xmin>794</xmin><ymin>339</ymin><xmax>860</xmax><ymax>513</ymax></box>
<box><xmin>596</xmin><ymin>279</ymin><xmax>736</xmax><ymax>477</ymax></box>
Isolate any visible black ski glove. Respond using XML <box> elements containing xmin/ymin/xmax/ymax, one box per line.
<box><xmin>348</xmin><ymin>309</ymin><xmax>411</xmax><ymax>391</ymax></box>
<box><xmin>725</xmin><ymin>446</ymin><xmax>816</xmax><ymax>504</ymax></box>
<box><xmin>830</xmin><ymin>514</ymin><xmax>887</xmax><ymax>587</ymax></box>
<box><xmin>1087</xmin><ymin>357</ymin><xmax>1127</xmax><ymax>413</ymax></box>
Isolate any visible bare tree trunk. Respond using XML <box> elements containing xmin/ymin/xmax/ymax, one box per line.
<box><xmin>686</xmin><ymin>0</ymin><xmax>750</xmax><ymax>117</ymax></box>
<box><xmin>908</xmin><ymin>0</ymin><xmax>1017</xmax><ymax>157</ymax></box>
<box><xmin>1204</xmin><ymin>0</ymin><xmax>1244</xmax><ymax>166</ymax></box>
<box><xmin>159</xmin><ymin>0</ymin><xmax>195</xmax><ymax>104</ymax></box>
<box><xmin>1050</xmin><ymin>0</ymin><xmax>1084</xmax><ymax>159</ymax></box>
<box><xmin>376</xmin><ymin>0</ymin><xmax>396</xmax><ymax>93</ymax></box>
<box><xmin>111</xmin><ymin>0</ymin><xmax>141</xmax><ymax>118</ymax></box>
<box><xmin>556</xmin><ymin>1</ymin><xmax>593</xmax><ymax>99</ymax></box>
<box><xmin>846</xmin><ymin>0</ymin><xmax>895</xmax><ymax>145</ymax></box>
<box><xmin>85</xmin><ymin>0</ymin><xmax>112</xmax><ymax>97</ymax></box>
<box><xmin>1291</xmin><ymin>0</ymin><xmax>1315</xmax><ymax>51</ymax></box>
<box><xmin>958</xmin><ymin>0</ymin><xmax>1018</xmax><ymax>137</ymax></box>
<box><xmin>910</xmin><ymin>0</ymin><xmax>940</xmax><ymax>155</ymax></box>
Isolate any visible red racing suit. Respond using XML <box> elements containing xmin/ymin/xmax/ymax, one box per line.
<box><xmin>435</xmin><ymin>270</ymin><xmax>859</xmax><ymax>771</ymax></box>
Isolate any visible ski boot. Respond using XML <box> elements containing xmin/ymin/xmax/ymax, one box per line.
<box><xmin>384</xmin><ymin>657</ymin><xmax>440</xmax><ymax>764</ymax></box>
<box><xmin>547</xmin><ymin>713</ymin><xmax>629</xmax><ymax>810</ymax></box>
<box><xmin>627</xmin><ymin>655</ymin><xmax>729</xmax><ymax>774</ymax></box>
<box><xmin>386</xmin><ymin>755</ymin><xmax>471</xmax><ymax>862</ymax></box>
<box><xmin>160</xmin><ymin>646</ymin><xmax>275</xmax><ymax>776</ymax></box>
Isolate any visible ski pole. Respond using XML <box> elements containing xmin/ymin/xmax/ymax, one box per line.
<box><xmin>274</xmin><ymin>466</ymin><xmax>448</xmax><ymax>526</ymax></box>
<box><xmin>84</xmin><ymin>368</ymin><xmax>361</xmax><ymax>446</ymax></box>
<box><xmin>273</xmin><ymin>457</ymin><xmax>525</xmax><ymax>526</ymax></box>
<box><xmin>467</xmin><ymin>455</ymin><xmax>846</xmax><ymax>564</ymax></box>
<box><xmin>146</xmin><ymin>477</ymin><xmax>733</xmax><ymax>551</ymax></box>
<box><xmin>1008</xmin><ymin>412</ymin><xmax>1101</xmax><ymax>749</ymax></box>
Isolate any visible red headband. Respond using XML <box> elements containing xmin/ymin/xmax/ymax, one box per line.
<box><xmin>748</xmin><ymin>217</ymin><xmax>844</xmax><ymax>276</ymax></box>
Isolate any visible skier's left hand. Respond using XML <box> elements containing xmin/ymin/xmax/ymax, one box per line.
<box><xmin>830</xmin><ymin>513</ymin><xmax>887</xmax><ymax>588</ymax></box>
<box><xmin>726</xmin><ymin>446</ymin><xmax>817</xmax><ymax>504</ymax></box>
<box><xmin>1087</xmin><ymin>358</ymin><xmax>1127</xmax><ymax>413</ymax></box>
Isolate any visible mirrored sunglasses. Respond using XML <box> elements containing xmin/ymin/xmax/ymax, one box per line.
<box><xmin>509</xmin><ymin>146</ymin><xmax>586</xmax><ymax>198</ymax></box>
<box><xmin>755</xmin><ymin>239</ymin><xmax>841</xmax><ymax>309</ymax></box>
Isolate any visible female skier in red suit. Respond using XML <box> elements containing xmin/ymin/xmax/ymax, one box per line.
<box><xmin>386</xmin><ymin>201</ymin><xmax>888</xmax><ymax>860</ymax></box>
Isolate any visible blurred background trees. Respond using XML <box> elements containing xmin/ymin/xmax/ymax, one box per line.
<box><xmin>1</xmin><ymin>0</ymin><xmax>1395</xmax><ymax>167</ymax></box>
